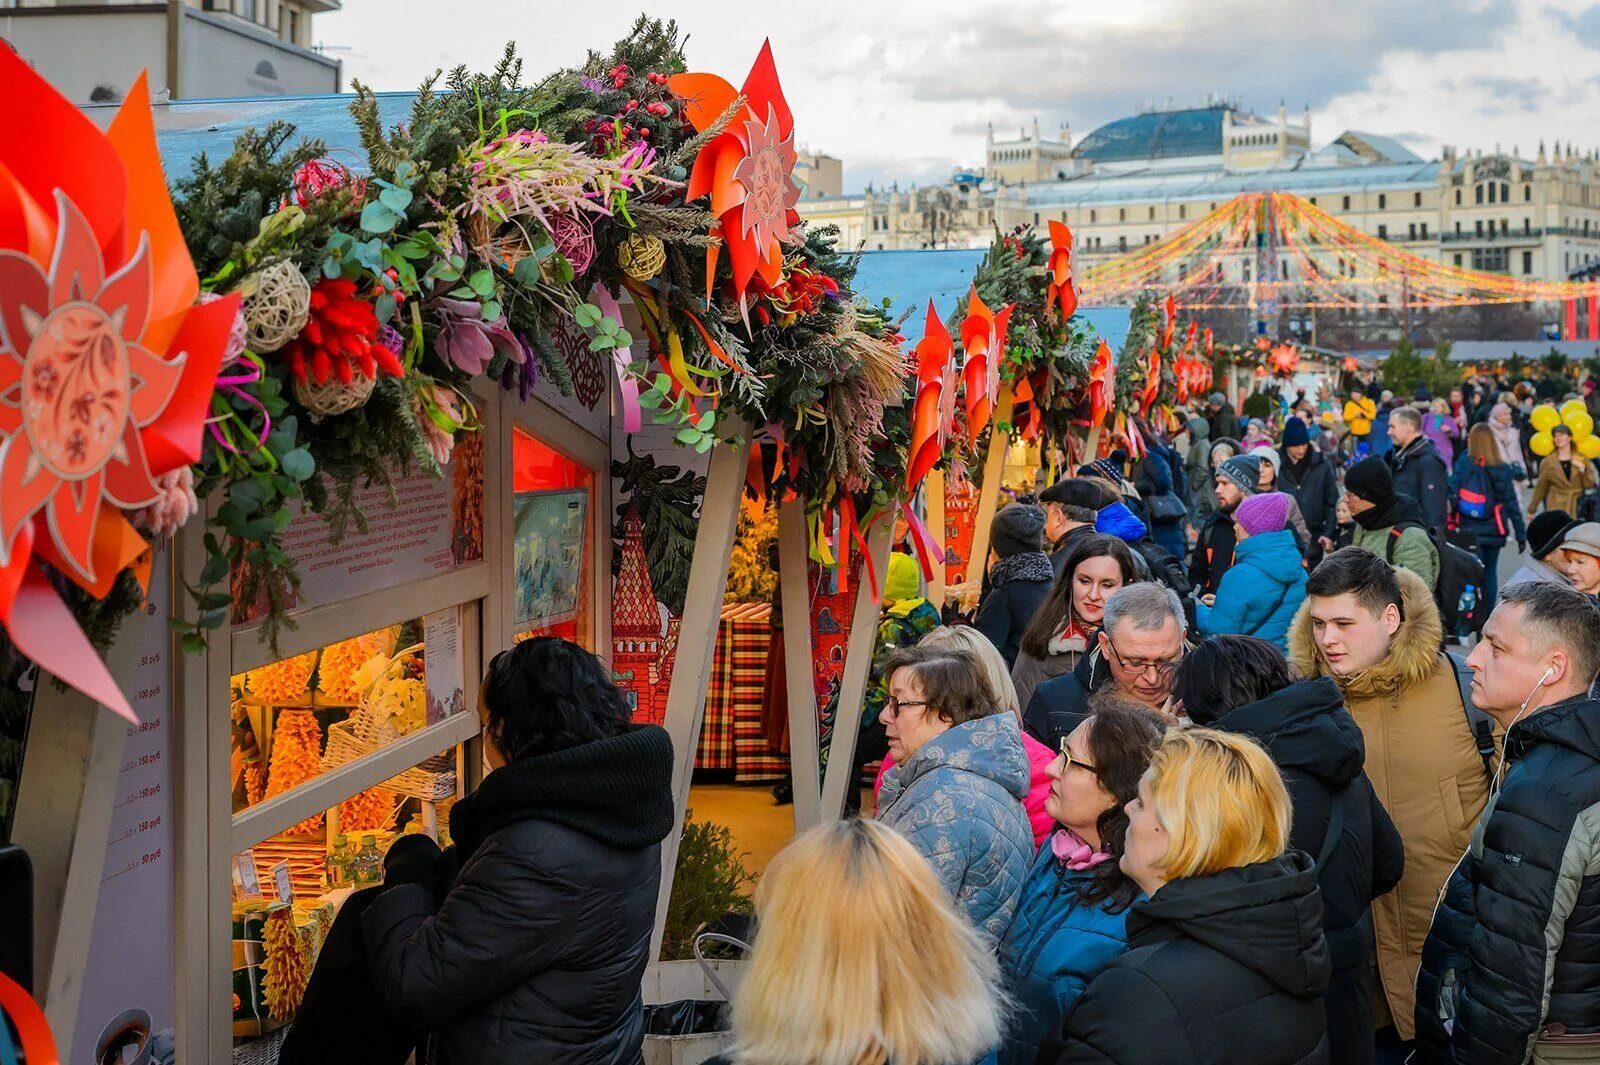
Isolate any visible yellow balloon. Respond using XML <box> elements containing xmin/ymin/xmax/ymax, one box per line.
<box><xmin>1565</xmin><ymin>410</ymin><xmax>1595</xmax><ymax>440</ymax></box>
<box><xmin>1531</xmin><ymin>405</ymin><xmax>1561</xmax><ymax>432</ymax></box>
<box><xmin>1531</xmin><ymin>430</ymin><xmax>1555</xmax><ymax>456</ymax></box>
<box><xmin>1581</xmin><ymin>435</ymin><xmax>1600</xmax><ymax>459</ymax></box>
<box><xmin>1562</xmin><ymin>399</ymin><xmax>1588</xmax><ymax>421</ymax></box>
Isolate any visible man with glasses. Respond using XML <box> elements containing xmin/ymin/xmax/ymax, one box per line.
<box><xmin>1022</xmin><ymin>582</ymin><xmax>1188</xmax><ymax>750</ymax></box>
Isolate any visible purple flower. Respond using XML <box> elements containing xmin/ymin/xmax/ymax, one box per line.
<box><xmin>581</xmin><ymin>75</ymin><xmax>606</xmax><ymax>93</ymax></box>
<box><xmin>426</xmin><ymin>294</ymin><xmax>524</xmax><ymax>377</ymax></box>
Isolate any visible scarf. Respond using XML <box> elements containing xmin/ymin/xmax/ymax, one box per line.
<box><xmin>989</xmin><ymin>551</ymin><xmax>1055</xmax><ymax>589</ymax></box>
<box><xmin>1353</xmin><ymin>491</ymin><xmax>1424</xmax><ymax>533</ymax></box>
<box><xmin>1048</xmin><ymin>615</ymin><xmax>1091</xmax><ymax>656</ymax></box>
<box><xmin>1051</xmin><ymin>827</ymin><xmax>1113</xmax><ymax>869</ymax></box>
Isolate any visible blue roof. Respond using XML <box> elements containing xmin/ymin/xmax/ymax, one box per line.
<box><xmin>85</xmin><ymin>91</ymin><xmax>422</xmax><ymax>179</ymax></box>
<box><xmin>1023</xmin><ymin>158</ymin><xmax>1440</xmax><ymax>208</ymax></box>
<box><xmin>1072</xmin><ymin>107</ymin><xmax>1227</xmax><ymax>164</ymax></box>
<box><xmin>852</xmin><ymin>248</ymin><xmax>1128</xmax><ymax>349</ymax></box>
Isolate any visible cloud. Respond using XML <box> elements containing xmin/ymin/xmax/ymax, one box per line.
<box><xmin>1552</xmin><ymin>2</ymin><xmax>1600</xmax><ymax>46</ymax></box>
<box><xmin>1462</xmin><ymin>75</ymin><xmax>1549</xmax><ymax>113</ymax></box>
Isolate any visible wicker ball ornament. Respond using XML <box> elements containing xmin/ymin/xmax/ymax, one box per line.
<box><xmin>293</xmin><ymin>371</ymin><xmax>375</xmax><ymax>417</ymax></box>
<box><xmin>617</xmin><ymin>233</ymin><xmax>666</xmax><ymax>281</ymax></box>
<box><xmin>548</xmin><ymin>211</ymin><xmax>596</xmax><ymax>275</ymax></box>
<box><xmin>241</xmin><ymin>260</ymin><xmax>312</xmax><ymax>354</ymax></box>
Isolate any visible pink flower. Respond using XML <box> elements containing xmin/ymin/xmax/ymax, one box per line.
<box><xmin>130</xmin><ymin>466</ymin><xmax>199</xmax><ymax>538</ymax></box>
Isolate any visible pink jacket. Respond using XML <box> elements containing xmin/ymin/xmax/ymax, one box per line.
<box><xmin>876</xmin><ymin>727</ymin><xmax>1057</xmax><ymax>849</ymax></box>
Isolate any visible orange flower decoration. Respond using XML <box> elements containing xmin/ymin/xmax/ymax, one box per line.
<box><xmin>670</xmin><ymin>41</ymin><xmax>802</xmax><ymax>316</ymax></box>
<box><xmin>0</xmin><ymin>53</ymin><xmax>236</xmax><ymax>721</ymax></box>
<box><xmin>905</xmin><ymin>300</ymin><xmax>955</xmax><ymax>492</ymax></box>
<box><xmin>959</xmin><ymin>288</ymin><xmax>1012</xmax><ymax>446</ymax></box>
<box><xmin>1046</xmin><ymin>220</ymin><xmax>1077</xmax><ymax>321</ymax></box>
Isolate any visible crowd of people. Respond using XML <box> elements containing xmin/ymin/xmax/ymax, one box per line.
<box><xmin>283</xmin><ymin>370</ymin><xmax>1600</xmax><ymax>1065</ymax></box>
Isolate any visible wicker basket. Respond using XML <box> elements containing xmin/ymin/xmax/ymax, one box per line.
<box><xmin>320</xmin><ymin>643</ymin><xmax>457</xmax><ymax>801</ymax></box>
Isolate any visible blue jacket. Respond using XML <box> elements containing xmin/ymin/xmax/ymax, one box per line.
<box><xmin>1195</xmin><ymin>527</ymin><xmax>1307</xmax><ymax>650</ymax></box>
<box><xmin>990</xmin><ymin>849</ymin><xmax>1134</xmax><ymax>1065</ymax></box>
<box><xmin>877</xmin><ymin>714</ymin><xmax>1033</xmax><ymax>944</ymax></box>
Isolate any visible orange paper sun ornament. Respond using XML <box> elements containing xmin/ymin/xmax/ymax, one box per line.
<box><xmin>905</xmin><ymin>300</ymin><xmax>956</xmax><ymax>493</ymax></box>
<box><xmin>669</xmin><ymin>41</ymin><xmax>802</xmax><ymax>321</ymax></box>
<box><xmin>1046</xmin><ymin>220</ymin><xmax>1077</xmax><ymax>321</ymax></box>
<box><xmin>0</xmin><ymin>53</ymin><xmax>236</xmax><ymax>722</ymax></box>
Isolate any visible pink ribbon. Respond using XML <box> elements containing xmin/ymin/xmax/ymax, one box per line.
<box><xmin>903</xmin><ymin>506</ymin><xmax>942</xmax><ymax>582</ymax></box>
<box><xmin>208</xmin><ymin>357</ymin><xmax>272</xmax><ymax>455</ymax></box>
<box><xmin>591</xmin><ymin>287</ymin><xmax>642</xmax><ymax>432</ymax></box>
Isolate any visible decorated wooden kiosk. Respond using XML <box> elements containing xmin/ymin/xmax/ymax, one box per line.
<box><xmin>0</xmin><ymin>22</ymin><xmax>1133</xmax><ymax>1063</ymax></box>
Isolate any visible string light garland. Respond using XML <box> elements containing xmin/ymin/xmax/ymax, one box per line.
<box><xmin>1079</xmin><ymin>191</ymin><xmax>1600</xmax><ymax>309</ymax></box>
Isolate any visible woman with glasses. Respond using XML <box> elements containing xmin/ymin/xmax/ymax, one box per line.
<box><xmin>1011</xmin><ymin>534</ymin><xmax>1140</xmax><ymax>711</ymax></box>
<box><xmin>360</xmin><ymin>638</ymin><xmax>674</xmax><ymax>1065</ymax></box>
<box><xmin>1173</xmin><ymin>636</ymin><xmax>1403</xmax><ymax>1065</ymax></box>
<box><xmin>875</xmin><ymin>645</ymin><xmax>1034</xmax><ymax>943</ymax></box>
<box><xmin>1043</xmin><ymin>729</ymin><xmax>1332</xmax><ymax>1065</ymax></box>
<box><xmin>987</xmin><ymin>698</ymin><xmax>1166</xmax><ymax>1065</ymax></box>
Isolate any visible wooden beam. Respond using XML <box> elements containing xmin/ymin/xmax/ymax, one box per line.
<box><xmin>777</xmin><ymin>497</ymin><xmax>822</xmax><ymax>831</ymax></box>
<box><xmin>817</xmin><ymin>512</ymin><xmax>896</xmax><ymax>821</ymax></box>
<box><xmin>649</xmin><ymin>431</ymin><xmax>752</xmax><ymax>962</ymax></box>
<box><xmin>924</xmin><ymin>472</ymin><xmax>947</xmax><ymax>610</ymax></box>
<box><xmin>962</xmin><ymin>388</ymin><xmax>1016</xmax><ymax>609</ymax></box>
<box><xmin>11</xmin><ymin>639</ymin><xmax>137</xmax><ymax>1063</ymax></box>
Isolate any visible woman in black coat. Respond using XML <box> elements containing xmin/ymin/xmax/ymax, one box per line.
<box><xmin>975</xmin><ymin>504</ymin><xmax>1057</xmax><ymax>668</ymax></box>
<box><xmin>1174</xmin><ymin>637</ymin><xmax>1404</xmax><ymax>1065</ymax></box>
<box><xmin>1043</xmin><ymin>727</ymin><xmax>1332</xmax><ymax>1065</ymax></box>
<box><xmin>1451</xmin><ymin>422</ymin><xmax>1529</xmax><ymax>608</ymax></box>
<box><xmin>361</xmin><ymin>637</ymin><xmax>675</xmax><ymax>1065</ymax></box>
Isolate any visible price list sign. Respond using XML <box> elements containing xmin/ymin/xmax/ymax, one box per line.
<box><xmin>72</xmin><ymin>545</ymin><xmax>176</xmax><ymax>1059</ymax></box>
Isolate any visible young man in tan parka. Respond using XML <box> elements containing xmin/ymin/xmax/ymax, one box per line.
<box><xmin>1288</xmin><ymin>547</ymin><xmax>1492</xmax><ymax>1063</ymax></box>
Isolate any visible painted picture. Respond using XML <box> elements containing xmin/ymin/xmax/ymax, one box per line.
<box><xmin>513</xmin><ymin>489</ymin><xmax>588</xmax><ymax>628</ymax></box>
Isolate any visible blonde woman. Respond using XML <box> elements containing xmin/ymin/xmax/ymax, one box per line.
<box><xmin>870</xmin><ymin>626</ymin><xmax>1056</xmax><ymax>847</ymax></box>
<box><xmin>707</xmin><ymin>818</ymin><xmax>1006</xmax><ymax>1065</ymax></box>
<box><xmin>1042</xmin><ymin>729</ymin><xmax>1331</xmax><ymax>1065</ymax></box>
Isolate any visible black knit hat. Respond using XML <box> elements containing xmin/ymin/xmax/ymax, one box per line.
<box><xmin>991</xmin><ymin>504</ymin><xmax>1046</xmax><ymax>558</ymax></box>
<box><xmin>1528</xmin><ymin>510</ymin><xmax>1577</xmax><ymax>559</ymax></box>
<box><xmin>1344</xmin><ymin>455</ymin><xmax>1394</xmax><ymax>506</ymax></box>
<box><xmin>1282</xmin><ymin>417</ymin><xmax>1311</xmax><ymax>447</ymax></box>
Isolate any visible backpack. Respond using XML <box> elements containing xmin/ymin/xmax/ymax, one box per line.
<box><xmin>1447</xmin><ymin>651</ymin><xmax>1499</xmax><ymax>778</ymax></box>
<box><xmin>1386</xmin><ymin>521</ymin><xmax>1488</xmax><ymax>637</ymax></box>
<box><xmin>1456</xmin><ymin>461</ymin><xmax>1494</xmax><ymax>522</ymax></box>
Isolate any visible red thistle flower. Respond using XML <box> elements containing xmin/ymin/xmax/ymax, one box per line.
<box><xmin>277</xmin><ymin>278</ymin><xmax>404</xmax><ymax>386</ymax></box>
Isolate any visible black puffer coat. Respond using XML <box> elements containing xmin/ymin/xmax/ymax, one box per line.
<box><xmin>363</xmin><ymin>724</ymin><xmax>675</xmax><ymax>1065</ymax></box>
<box><xmin>1208</xmin><ymin>678</ymin><xmax>1405</xmax><ymax>1065</ymax></box>
<box><xmin>1279</xmin><ymin>447</ymin><xmax>1339</xmax><ymax>546</ymax></box>
<box><xmin>1042</xmin><ymin>852</ymin><xmax>1333</xmax><ymax>1065</ymax></box>
<box><xmin>1416</xmin><ymin>695</ymin><xmax>1600</xmax><ymax>1065</ymax></box>
<box><xmin>976</xmin><ymin>552</ymin><xmax>1056</xmax><ymax>668</ymax></box>
<box><xmin>1022</xmin><ymin>641</ymin><xmax>1111</xmax><ymax>752</ymax></box>
<box><xmin>1188</xmin><ymin>509</ymin><xmax>1239</xmax><ymax>598</ymax></box>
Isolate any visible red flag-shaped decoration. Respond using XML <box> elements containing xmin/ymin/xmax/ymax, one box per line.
<box><xmin>1046</xmin><ymin>220</ymin><xmax>1078</xmax><ymax>321</ymax></box>
<box><xmin>905</xmin><ymin>300</ymin><xmax>956</xmax><ymax>492</ymax></box>
<box><xmin>1088</xmin><ymin>338</ymin><xmax>1115</xmax><ymax>428</ymax></box>
<box><xmin>960</xmin><ymin>289</ymin><xmax>1011</xmax><ymax>446</ymax></box>
<box><xmin>1161</xmin><ymin>294</ymin><xmax>1177</xmax><ymax>350</ymax></box>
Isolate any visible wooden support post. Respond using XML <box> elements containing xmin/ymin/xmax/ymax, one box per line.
<box><xmin>963</xmin><ymin>389</ymin><xmax>1016</xmax><ymax>609</ymax></box>
<box><xmin>11</xmin><ymin>638</ymin><xmax>138</xmax><ymax>1062</ymax></box>
<box><xmin>924</xmin><ymin>472</ymin><xmax>947</xmax><ymax>610</ymax></box>
<box><xmin>817</xmin><ymin>513</ymin><xmax>896</xmax><ymax>823</ymax></box>
<box><xmin>649</xmin><ymin>432</ymin><xmax>752</xmax><ymax>962</ymax></box>
<box><xmin>776</xmin><ymin>497</ymin><xmax>822</xmax><ymax>831</ymax></box>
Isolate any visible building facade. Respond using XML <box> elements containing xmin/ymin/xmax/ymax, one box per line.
<box><xmin>2</xmin><ymin>0</ymin><xmax>340</xmax><ymax>104</ymax></box>
<box><xmin>798</xmin><ymin>101</ymin><xmax>1600</xmax><ymax>284</ymax></box>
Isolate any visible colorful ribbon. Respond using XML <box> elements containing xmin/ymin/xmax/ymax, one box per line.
<box><xmin>590</xmin><ymin>286</ymin><xmax>642</xmax><ymax>432</ymax></box>
<box><xmin>207</xmin><ymin>353</ymin><xmax>272</xmax><ymax>456</ymax></box>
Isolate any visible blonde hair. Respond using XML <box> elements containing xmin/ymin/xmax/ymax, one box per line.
<box><xmin>729</xmin><ymin>819</ymin><xmax>1005</xmax><ymax>1065</ymax></box>
<box><xmin>1146</xmin><ymin>728</ymin><xmax>1290</xmax><ymax>880</ymax></box>
<box><xmin>919</xmin><ymin>626</ymin><xmax>1021</xmax><ymax>722</ymax></box>
<box><xmin>1467</xmin><ymin>422</ymin><xmax>1499</xmax><ymax>465</ymax></box>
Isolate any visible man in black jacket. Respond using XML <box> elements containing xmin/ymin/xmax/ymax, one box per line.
<box><xmin>1280</xmin><ymin>416</ymin><xmax>1339</xmax><ymax>563</ymax></box>
<box><xmin>1386</xmin><ymin>407</ymin><xmax>1450</xmax><ymax>529</ymax></box>
<box><xmin>1023</xmin><ymin>582</ymin><xmax>1188</xmax><ymax>749</ymax></box>
<box><xmin>1416</xmin><ymin>581</ymin><xmax>1600</xmax><ymax>1065</ymax></box>
<box><xmin>1207</xmin><ymin>390</ymin><xmax>1242</xmax><ymax>442</ymax></box>
<box><xmin>1189</xmin><ymin>453</ymin><xmax>1258</xmax><ymax>597</ymax></box>
<box><xmin>1038</xmin><ymin>479</ymin><xmax>1109</xmax><ymax>577</ymax></box>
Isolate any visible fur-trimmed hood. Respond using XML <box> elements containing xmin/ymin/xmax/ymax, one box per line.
<box><xmin>1287</xmin><ymin>565</ymin><xmax>1443</xmax><ymax>700</ymax></box>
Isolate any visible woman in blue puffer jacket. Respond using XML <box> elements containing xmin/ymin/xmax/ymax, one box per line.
<box><xmin>1195</xmin><ymin>491</ymin><xmax>1307</xmax><ymax>652</ymax></box>
<box><xmin>987</xmin><ymin>700</ymin><xmax>1166</xmax><ymax>1065</ymax></box>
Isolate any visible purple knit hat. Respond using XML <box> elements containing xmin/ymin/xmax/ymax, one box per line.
<box><xmin>1235</xmin><ymin>491</ymin><xmax>1292</xmax><ymax>537</ymax></box>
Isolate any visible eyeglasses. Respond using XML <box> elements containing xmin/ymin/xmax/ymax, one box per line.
<box><xmin>1104</xmin><ymin>637</ymin><xmax>1181</xmax><ymax>680</ymax></box>
<box><xmin>1058</xmin><ymin>737</ymin><xmax>1100</xmax><ymax>776</ymax></box>
<box><xmin>884</xmin><ymin>697</ymin><xmax>929</xmax><ymax>718</ymax></box>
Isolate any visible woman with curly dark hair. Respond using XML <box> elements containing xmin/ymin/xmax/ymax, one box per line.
<box><xmin>360</xmin><ymin>637</ymin><xmax>674</xmax><ymax>1065</ymax></box>
<box><xmin>988</xmin><ymin>697</ymin><xmax>1166</xmax><ymax>1065</ymax></box>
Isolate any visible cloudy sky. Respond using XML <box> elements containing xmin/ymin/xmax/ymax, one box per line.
<box><xmin>316</xmin><ymin>0</ymin><xmax>1600</xmax><ymax>192</ymax></box>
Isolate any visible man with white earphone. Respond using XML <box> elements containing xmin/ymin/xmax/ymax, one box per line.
<box><xmin>1415</xmin><ymin>580</ymin><xmax>1600</xmax><ymax>1064</ymax></box>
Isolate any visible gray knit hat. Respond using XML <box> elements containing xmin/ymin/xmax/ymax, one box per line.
<box><xmin>1217</xmin><ymin>454</ymin><xmax>1262</xmax><ymax>495</ymax></box>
